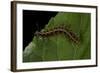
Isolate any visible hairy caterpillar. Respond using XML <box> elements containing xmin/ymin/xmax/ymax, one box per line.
<box><xmin>34</xmin><ymin>25</ymin><xmax>80</xmax><ymax>44</ymax></box>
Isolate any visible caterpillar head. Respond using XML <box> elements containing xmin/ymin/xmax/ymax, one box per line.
<box><xmin>34</xmin><ymin>31</ymin><xmax>39</xmax><ymax>36</ymax></box>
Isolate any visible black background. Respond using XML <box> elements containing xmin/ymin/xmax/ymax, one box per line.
<box><xmin>23</xmin><ymin>10</ymin><xmax>57</xmax><ymax>50</ymax></box>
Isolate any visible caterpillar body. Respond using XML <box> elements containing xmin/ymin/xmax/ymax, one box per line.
<box><xmin>34</xmin><ymin>25</ymin><xmax>80</xmax><ymax>44</ymax></box>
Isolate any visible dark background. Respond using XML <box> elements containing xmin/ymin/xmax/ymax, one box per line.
<box><xmin>23</xmin><ymin>10</ymin><xmax>57</xmax><ymax>50</ymax></box>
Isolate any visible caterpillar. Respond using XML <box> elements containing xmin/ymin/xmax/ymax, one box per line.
<box><xmin>34</xmin><ymin>25</ymin><xmax>80</xmax><ymax>44</ymax></box>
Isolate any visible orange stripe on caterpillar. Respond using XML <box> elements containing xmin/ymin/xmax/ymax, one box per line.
<box><xmin>34</xmin><ymin>26</ymin><xmax>80</xmax><ymax>44</ymax></box>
